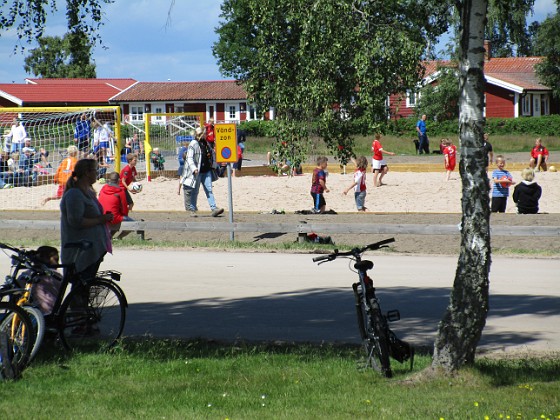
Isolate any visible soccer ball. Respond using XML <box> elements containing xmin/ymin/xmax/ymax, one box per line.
<box><xmin>131</xmin><ymin>182</ymin><xmax>143</xmax><ymax>193</ymax></box>
<box><xmin>499</xmin><ymin>175</ymin><xmax>510</xmax><ymax>188</ymax></box>
<box><xmin>549</xmin><ymin>165</ymin><xmax>557</xmax><ymax>172</ymax></box>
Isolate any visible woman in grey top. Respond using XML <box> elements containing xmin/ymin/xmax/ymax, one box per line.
<box><xmin>60</xmin><ymin>158</ymin><xmax>113</xmax><ymax>281</ymax></box>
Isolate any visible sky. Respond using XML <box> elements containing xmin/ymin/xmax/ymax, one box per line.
<box><xmin>0</xmin><ymin>0</ymin><xmax>557</xmax><ymax>84</ymax></box>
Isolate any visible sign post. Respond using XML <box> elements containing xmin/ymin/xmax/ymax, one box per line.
<box><xmin>214</xmin><ymin>123</ymin><xmax>238</xmax><ymax>241</ymax></box>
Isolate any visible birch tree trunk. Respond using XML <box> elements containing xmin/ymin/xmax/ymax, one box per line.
<box><xmin>432</xmin><ymin>0</ymin><xmax>492</xmax><ymax>372</ymax></box>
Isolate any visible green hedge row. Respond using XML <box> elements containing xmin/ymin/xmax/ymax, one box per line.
<box><xmin>239</xmin><ymin>115</ymin><xmax>560</xmax><ymax>138</ymax></box>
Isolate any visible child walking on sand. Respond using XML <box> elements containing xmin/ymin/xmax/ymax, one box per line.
<box><xmin>343</xmin><ymin>156</ymin><xmax>368</xmax><ymax>211</ymax></box>
<box><xmin>443</xmin><ymin>138</ymin><xmax>457</xmax><ymax>181</ymax></box>
<box><xmin>491</xmin><ymin>155</ymin><xmax>515</xmax><ymax>213</ymax></box>
<box><xmin>371</xmin><ymin>133</ymin><xmax>395</xmax><ymax>187</ymax></box>
<box><xmin>311</xmin><ymin>156</ymin><xmax>330</xmax><ymax>213</ymax></box>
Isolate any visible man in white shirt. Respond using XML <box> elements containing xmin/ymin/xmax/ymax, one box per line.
<box><xmin>6</xmin><ymin>118</ymin><xmax>27</xmax><ymax>153</ymax></box>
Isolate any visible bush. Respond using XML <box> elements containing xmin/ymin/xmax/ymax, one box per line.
<box><xmin>241</xmin><ymin>114</ymin><xmax>560</xmax><ymax>140</ymax></box>
<box><xmin>238</xmin><ymin>120</ymin><xmax>276</xmax><ymax>137</ymax></box>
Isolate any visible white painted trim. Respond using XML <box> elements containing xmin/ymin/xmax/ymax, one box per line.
<box><xmin>0</xmin><ymin>91</ymin><xmax>23</xmax><ymax>106</ymax></box>
<box><xmin>484</xmin><ymin>75</ymin><xmax>524</xmax><ymax>93</ymax></box>
<box><xmin>514</xmin><ymin>93</ymin><xmax>519</xmax><ymax>118</ymax></box>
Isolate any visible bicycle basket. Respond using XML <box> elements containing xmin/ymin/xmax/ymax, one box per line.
<box><xmin>388</xmin><ymin>329</ymin><xmax>413</xmax><ymax>364</ymax></box>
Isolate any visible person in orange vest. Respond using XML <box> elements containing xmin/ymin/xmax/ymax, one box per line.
<box><xmin>42</xmin><ymin>145</ymin><xmax>79</xmax><ymax>205</ymax></box>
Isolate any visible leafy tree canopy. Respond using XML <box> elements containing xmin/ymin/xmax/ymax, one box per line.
<box><xmin>0</xmin><ymin>0</ymin><xmax>112</xmax><ymax>51</ymax></box>
<box><xmin>415</xmin><ymin>65</ymin><xmax>459</xmax><ymax>122</ymax></box>
<box><xmin>534</xmin><ymin>11</ymin><xmax>560</xmax><ymax>99</ymax></box>
<box><xmin>24</xmin><ymin>32</ymin><xmax>96</xmax><ymax>78</ymax></box>
<box><xmin>213</xmin><ymin>0</ymin><xmax>452</xmax><ymax>164</ymax></box>
<box><xmin>485</xmin><ymin>0</ymin><xmax>535</xmax><ymax>57</ymax></box>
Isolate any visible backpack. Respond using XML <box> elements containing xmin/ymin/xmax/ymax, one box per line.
<box><xmin>199</xmin><ymin>140</ymin><xmax>213</xmax><ymax>173</ymax></box>
<box><xmin>0</xmin><ymin>331</ymin><xmax>18</xmax><ymax>381</ymax></box>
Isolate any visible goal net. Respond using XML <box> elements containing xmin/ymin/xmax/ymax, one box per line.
<box><xmin>124</xmin><ymin>112</ymin><xmax>202</xmax><ymax>181</ymax></box>
<box><xmin>0</xmin><ymin>106</ymin><xmax>120</xmax><ymax>210</ymax></box>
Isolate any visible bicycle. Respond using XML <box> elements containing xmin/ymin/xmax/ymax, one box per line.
<box><xmin>0</xmin><ymin>241</ymin><xmax>128</xmax><ymax>355</ymax></box>
<box><xmin>0</xmin><ymin>298</ymin><xmax>34</xmax><ymax>374</ymax></box>
<box><xmin>312</xmin><ymin>238</ymin><xmax>414</xmax><ymax>378</ymax></box>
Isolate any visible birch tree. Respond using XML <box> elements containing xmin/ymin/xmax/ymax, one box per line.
<box><xmin>431</xmin><ymin>0</ymin><xmax>491</xmax><ymax>371</ymax></box>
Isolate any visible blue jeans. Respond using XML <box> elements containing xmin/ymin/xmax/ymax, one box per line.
<box><xmin>184</xmin><ymin>170</ymin><xmax>217</xmax><ymax>211</ymax></box>
<box><xmin>354</xmin><ymin>191</ymin><xmax>366</xmax><ymax>210</ymax></box>
<box><xmin>418</xmin><ymin>133</ymin><xmax>430</xmax><ymax>154</ymax></box>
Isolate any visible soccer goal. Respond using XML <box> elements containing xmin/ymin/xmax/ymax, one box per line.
<box><xmin>125</xmin><ymin>112</ymin><xmax>203</xmax><ymax>181</ymax></box>
<box><xmin>0</xmin><ymin>106</ymin><xmax>121</xmax><ymax>210</ymax></box>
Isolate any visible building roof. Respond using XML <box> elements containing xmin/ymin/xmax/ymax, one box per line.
<box><xmin>0</xmin><ymin>78</ymin><xmax>137</xmax><ymax>106</ymax></box>
<box><xmin>110</xmin><ymin>80</ymin><xmax>247</xmax><ymax>102</ymax></box>
<box><xmin>25</xmin><ymin>78</ymin><xmax>137</xmax><ymax>90</ymax></box>
<box><xmin>424</xmin><ymin>56</ymin><xmax>549</xmax><ymax>92</ymax></box>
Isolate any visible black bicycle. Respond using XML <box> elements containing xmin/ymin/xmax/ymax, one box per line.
<box><xmin>1</xmin><ymin>241</ymin><xmax>128</xmax><ymax>355</ymax></box>
<box><xmin>313</xmin><ymin>238</ymin><xmax>413</xmax><ymax>378</ymax></box>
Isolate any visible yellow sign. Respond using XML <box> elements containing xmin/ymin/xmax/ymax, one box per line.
<box><xmin>214</xmin><ymin>123</ymin><xmax>238</xmax><ymax>163</ymax></box>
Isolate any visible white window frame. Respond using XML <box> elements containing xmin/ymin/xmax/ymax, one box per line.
<box><xmin>130</xmin><ymin>105</ymin><xmax>144</xmax><ymax>122</ymax></box>
<box><xmin>521</xmin><ymin>94</ymin><xmax>531</xmax><ymax>116</ymax></box>
<box><xmin>406</xmin><ymin>90</ymin><xmax>418</xmax><ymax>108</ymax></box>
<box><xmin>541</xmin><ymin>95</ymin><xmax>550</xmax><ymax>116</ymax></box>
<box><xmin>154</xmin><ymin>107</ymin><xmax>163</xmax><ymax>121</ymax></box>
<box><xmin>533</xmin><ymin>94</ymin><xmax>541</xmax><ymax>116</ymax></box>
<box><xmin>228</xmin><ymin>105</ymin><xmax>237</xmax><ymax>120</ymax></box>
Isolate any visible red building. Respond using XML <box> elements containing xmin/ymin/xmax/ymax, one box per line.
<box><xmin>388</xmin><ymin>52</ymin><xmax>557</xmax><ymax>120</ymax></box>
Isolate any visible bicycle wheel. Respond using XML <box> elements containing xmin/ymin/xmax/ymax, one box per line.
<box><xmin>0</xmin><ymin>302</ymin><xmax>34</xmax><ymax>372</ymax></box>
<box><xmin>362</xmin><ymin>298</ymin><xmax>392</xmax><ymax>378</ymax></box>
<box><xmin>58</xmin><ymin>280</ymin><xmax>126</xmax><ymax>352</ymax></box>
<box><xmin>22</xmin><ymin>306</ymin><xmax>46</xmax><ymax>364</ymax></box>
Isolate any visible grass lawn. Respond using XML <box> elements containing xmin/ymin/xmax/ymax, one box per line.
<box><xmin>1</xmin><ymin>339</ymin><xmax>558</xmax><ymax>419</ymax></box>
<box><xmin>246</xmin><ymin>134</ymin><xmax>560</xmax><ymax>160</ymax></box>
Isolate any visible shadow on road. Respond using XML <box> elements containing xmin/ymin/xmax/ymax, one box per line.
<box><xmin>124</xmin><ymin>286</ymin><xmax>560</xmax><ymax>350</ymax></box>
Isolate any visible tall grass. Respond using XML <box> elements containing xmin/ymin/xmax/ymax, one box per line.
<box><xmin>1</xmin><ymin>339</ymin><xmax>558</xmax><ymax>418</ymax></box>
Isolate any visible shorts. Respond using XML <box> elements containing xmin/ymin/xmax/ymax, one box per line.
<box><xmin>445</xmin><ymin>162</ymin><xmax>456</xmax><ymax>171</ymax></box>
<box><xmin>491</xmin><ymin>196</ymin><xmax>508</xmax><ymax>213</ymax></box>
<box><xmin>371</xmin><ymin>159</ymin><xmax>387</xmax><ymax>171</ymax></box>
<box><xmin>311</xmin><ymin>192</ymin><xmax>326</xmax><ymax>210</ymax></box>
<box><xmin>233</xmin><ymin>158</ymin><xmax>243</xmax><ymax>170</ymax></box>
<box><xmin>93</xmin><ymin>141</ymin><xmax>109</xmax><ymax>154</ymax></box>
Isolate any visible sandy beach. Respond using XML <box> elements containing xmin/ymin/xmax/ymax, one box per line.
<box><xmin>25</xmin><ymin>168</ymin><xmax>558</xmax><ymax>214</ymax></box>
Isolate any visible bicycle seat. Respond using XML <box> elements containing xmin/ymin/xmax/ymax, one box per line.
<box><xmin>354</xmin><ymin>260</ymin><xmax>374</xmax><ymax>271</ymax></box>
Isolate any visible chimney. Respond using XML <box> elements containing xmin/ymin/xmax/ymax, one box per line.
<box><xmin>484</xmin><ymin>40</ymin><xmax>491</xmax><ymax>62</ymax></box>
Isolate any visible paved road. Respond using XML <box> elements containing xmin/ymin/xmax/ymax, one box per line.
<box><xmin>2</xmin><ymin>250</ymin><xmax>558</xmax><ymax>354</ymax></box>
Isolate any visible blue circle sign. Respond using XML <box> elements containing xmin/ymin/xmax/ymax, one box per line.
<box><xmin>221</xmin><ymin>147</ymin><xmax>232</xmax><ymax>159</ymax></box>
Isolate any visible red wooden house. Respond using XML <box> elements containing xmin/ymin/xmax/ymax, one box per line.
<box><xmin>388</xmin><ymin>50</ymin><xmax>557</xmax><ymax>120</ymax></box>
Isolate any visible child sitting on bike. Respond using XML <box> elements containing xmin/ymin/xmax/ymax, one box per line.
<box><xmin>17</xmin><ymin>246</ymin><xmax>62</xmax><ymax>316</ymax></box>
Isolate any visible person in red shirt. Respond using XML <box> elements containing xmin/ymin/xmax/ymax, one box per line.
<box><xmin>371</xmin><ymin>133</ymin><xmax>395</xmax><ymax>187</ymax></box>
<box><xmin>443</xmin><ymin>138</ymin><xmax>457</xmax><ymax>181</ymax></box>
<box><xmin>529</xmin><ymin>138</ymin><xmax>549</xmax><ymax>172</ymax></box>
<box><xmin>99</xmin><ymin>172</ymin><xmax>133</xmax><ymax>239</ymax></box>
<box><xmin>204</xmin><ymin>118</ymin><xmax>215</xmax><ymax>146</ymax></box>
<box><xmin>120</xmin><ymin>152</ymin><xmax>138</xmax><ymax>210</ymax></box>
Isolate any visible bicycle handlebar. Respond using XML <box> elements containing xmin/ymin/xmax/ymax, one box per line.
<box><xmin>312</xmin><ymin>238</ymin><xmax>395</xmax><ymax>263</ymax></box>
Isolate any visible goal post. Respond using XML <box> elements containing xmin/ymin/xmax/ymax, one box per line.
<box><xmin>0</xmin><ymin>106</ymin><xmax>121</xmax><ymax>210</ymax></box>
<box><xmin>142</xmin><ymin>112</ymin><xmax>204</xmax><ymax>181</ymax></box>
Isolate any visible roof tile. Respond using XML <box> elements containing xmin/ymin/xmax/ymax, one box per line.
<box><xmin>111</xmin><ymin>80</ymin><xmax>247</xmax><ymax>102</ymax></box>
